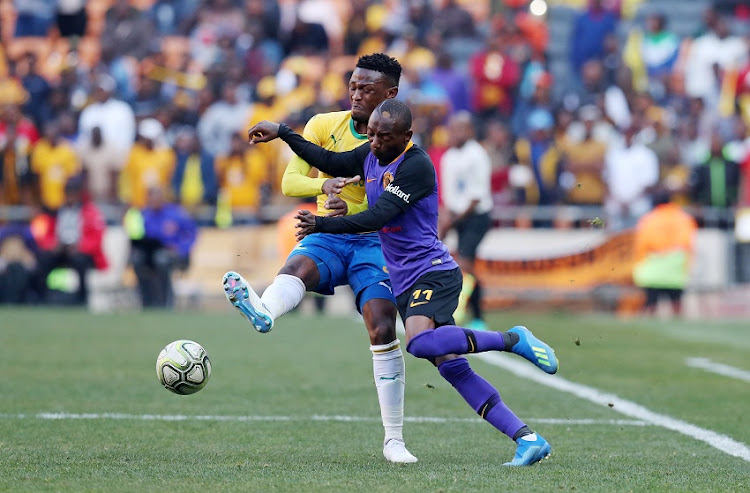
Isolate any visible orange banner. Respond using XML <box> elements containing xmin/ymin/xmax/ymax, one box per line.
<box><xmin>476</xmin><ymin>230</ymin><xmax>636</xmax><ymax>291</ymax></box>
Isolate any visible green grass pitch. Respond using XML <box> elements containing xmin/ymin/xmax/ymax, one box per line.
<box><xmin>2</xmin><ymin>307</ymin><xmax>749</xmax><ymax>492</ymax></box>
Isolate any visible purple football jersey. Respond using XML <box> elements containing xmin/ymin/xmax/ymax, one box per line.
<box><xmin>363</xmin><ymin>149</ymin><xmax>457</xmax><ymax>296</ymax></box>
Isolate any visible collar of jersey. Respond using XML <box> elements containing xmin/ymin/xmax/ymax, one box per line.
<box><xmin>348</xmin><ymin>118</ymin><xmax>368</xmax><ymax>140</ymax></box>
<box><xmin>382</xmin><ymin>141</ymin><xmax>414</xmax><ymax>165</ymax></box>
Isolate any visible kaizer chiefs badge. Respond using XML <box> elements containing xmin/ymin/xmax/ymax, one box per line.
<box><xmin>382</xmin><ymin>171</ymin><xmax>394</xmax><ymax>189</ymax></box>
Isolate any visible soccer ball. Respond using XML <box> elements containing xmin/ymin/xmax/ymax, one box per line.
<box><xmin>156</xmin><ymin>340</ymin><xmax>212</xmax><ymax>395</ymax></box>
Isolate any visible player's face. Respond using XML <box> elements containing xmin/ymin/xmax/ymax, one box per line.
<box><xmin>367</xmin><ymin>111</ymin><xmax>412</xmax><ymax>164</ymax></box>
<box><xmin>349</xmin><ymin>68</ymin><xmax>398</xmax><ymax>123</ymax></box>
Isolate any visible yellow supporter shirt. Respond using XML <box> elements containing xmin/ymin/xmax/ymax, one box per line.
<box><xmin>281</xmin><ymin>111</ymin><xmax>369</xmax><ymax>216</ymax></box>
<box><xmin>215</xmin><ymin>150</ymin><xmax>268</xmax><ymax>208</ymax></box>
<box><xmin>122</xmin><ymin>144</ymin><xmax>176</xmax><ymax>208</ymax></box>
<box><xmin>31</xmin><ymin>139</ymin><xmax>79</xmax><ymax>210</ymax></box>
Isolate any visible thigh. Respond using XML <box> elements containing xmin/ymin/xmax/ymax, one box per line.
<box><xmin>665</xmin><ymin>289</ymin><xmax>683</xmax><ymax>302</ymax></box>
<box><xmin>456</xmin><ymin>213</ymin><xmax>491</xmax><ymax>260</ymax></box>
<box><xmin>287</xmin><ymin>233</ymin><xmax>346</xmax><ymax>295</ymax></box>
<box><xmin>396</xmin><ymin>268</ymin><xmax>463</xmax><ymax>327</ymax></box>
<box><xmin>346</xmin><ymin>234</ymin><xmax>395</xmax><ymax>311</ymax></box>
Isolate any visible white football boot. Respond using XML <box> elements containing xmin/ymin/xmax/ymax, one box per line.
<box><xmin>383</xmin><ymin>439</ymin><xmax>418</xmax><ymax>464</ymax></box>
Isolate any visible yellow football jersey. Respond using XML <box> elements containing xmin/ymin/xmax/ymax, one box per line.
<box><xmin>281</xmin><ymin>111</ymin><xmax>369</xmax><ymax>216</ymax></box>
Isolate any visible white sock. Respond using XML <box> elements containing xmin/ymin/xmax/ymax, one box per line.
<box><xmin>260</xmin><ymin>274</ymin><xmax>306</xmax><ymax>320</ymax></box>
<box><xmin>371</xmin><ymin>339</ymin><xmax>405</xmax><ymax>444</ymax></box>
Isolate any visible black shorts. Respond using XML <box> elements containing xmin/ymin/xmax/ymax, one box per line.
<box><xmin>396</xmin><ymin>267</ymin><xmax>463</xmax><ymax>327</ymax></box>
<box><xmin>455</xmin><ymin>212</ymin><xmax>491</xmax><ymax>260</ymax></box>
<box><xmin>644</xmin><ymin>288</ymin><xmax>683</xmax><ymax>307</ymax></box>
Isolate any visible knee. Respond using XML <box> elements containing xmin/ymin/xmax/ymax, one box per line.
<box><xmin>367</xmin><ymin>317</ymin><xmax>396</xmax><ymax>345</ymax></box>
<box><xmin>405</xmin><ymin>331</ymin><xmax>432</xmax><ymax>359</ymax></box>
<box><xmin>279</xmin><ymin>257</ymin><xmax>318</xmax><ymax>290</ymax></box>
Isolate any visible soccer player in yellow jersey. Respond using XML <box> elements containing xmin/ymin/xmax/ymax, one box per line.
<box><xmin>223</xmin><ymin>54</ymin><xmax>416</xmax><ymax>463</ymax></box>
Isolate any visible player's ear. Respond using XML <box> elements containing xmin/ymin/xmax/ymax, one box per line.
<box><xmin>404</xmin><ymin>129</ymin><xmax>413</xmax><ymax>143</ymax></box>
<box><xmin>386</xmin><ymin>87</ymin><xmax>398</xmax><ymax>99</ymax></box>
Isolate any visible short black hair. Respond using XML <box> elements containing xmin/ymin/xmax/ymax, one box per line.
<box><xmin>356</xmin><ymin>53</ymin><xmax>402</xmax><ymax>87</ymax></box>
<box><xmin>376</xmin><ymin>99</ymin><xmax>412</xmax><ymax>133</ymax></box>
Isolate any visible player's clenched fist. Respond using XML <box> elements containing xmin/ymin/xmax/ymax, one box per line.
<box><xmin>248</xmin><ymin>121</ymin><xmax>281</xmax><ymax>144</ymax></box>
<box><xmin>294</xmin><ymin>209</ymin><xmax>317</xmax><ymax>240</ymax></box>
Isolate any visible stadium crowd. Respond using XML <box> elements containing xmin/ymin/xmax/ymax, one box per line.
<box><xmin>1</xmin><ymin>0</ymin><xmax>750</xmax><ymax>305</ymax></box>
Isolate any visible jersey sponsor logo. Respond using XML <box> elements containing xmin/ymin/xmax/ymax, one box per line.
<box><xmin>409</xmin><ymin>300</ymin><xmax>429</xmax><ymax>307</ymax></box>
<box><xmin>330</xmin><ymin>134</ymin><xmax>340</xmax><ymax>146</ymax></box>
<box><xmin>431</xmin><ymin>258</ymin><xmax>443</xmax><ymax>265</ymax></box>
<box><xmin>378</xmin><ymin>281</ymin><xmax>393</xmax><ymax>294</ymax></box>
<box><xmin>366</xmin><ymin>177</ymin><xmax>377</xmax><ymax>183</ymax></box>
<box><xmin>382</xmin><ymin>171</ymin><xmax>394</xmax><ymax>189</ymax></box>
<box><xmin>385</xmin><ymin>183</ymin><xmax>411</xmax><ymax>203</ymax></box>
<box><xmin>381</xmin><ymin>225</ymin><xmax>402</xmax><ymax>234</ymax></box>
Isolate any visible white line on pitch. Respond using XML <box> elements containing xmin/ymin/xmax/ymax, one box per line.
<box><xmin>685</xmin><ymin>357</ymin><xmax>750</xmax><ymax>384</ymax></box>
<box><xmin>471</xmin><ymin>352</ymin><xmax>750</xmax><ymax>462</ymax></box>
<box><xmin>0</xmin><ymin>412</ymin><xmax>647</xmax><ymax>426</ymax></box>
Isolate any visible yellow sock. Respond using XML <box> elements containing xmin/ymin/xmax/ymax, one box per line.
<box><xmin>453</xmin><ymin>273</ymin><xmax>476</xmax><ymax>324</ymax></box>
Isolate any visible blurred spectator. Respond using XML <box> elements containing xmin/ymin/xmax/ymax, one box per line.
<box><xmin>122</xmin><ymin>119</ymin><xmax>176</xmax><ymax>208</ymax></box>
<box><xmin>125</xmin><ymin>186</ymin><xmax>197</xmax><ymax>308</ymax></box>
<box><xmin>132</xmin><ymin>75</ymin><xmax>164</xmax><ymax>119</ymax></box>
<box><xmin>481</xmin><ymin>119</ymin><xmax>514</xmax><ymax>206</ymax></box>
<box><xmin>31</xmin><ymin>121</ymin><xmax>79</xmax><ymax>211</ymax></box>
<box><xmin>646</xmin><ymin>107</ymin><xmax>679</xmax><ymax>169</ymax></box>
<box><xmin>439</xmin><ymin>112</ymin><xmax>493</xmax><ymax>331</ymax></box>
<box><xmin>570</xmin><ymin>0</ymin><xmax>618</xmax><ymax>76</ymax></box>
<box><xmin>189</xmin><ymin>0</ymin><xmax>244</xmax><ymax>68</ymax></box>
<box><xmin>172</xmin><ymin>127</ymin><xmax>217</xmax><ymax>207</ymax></box>
<box><xmin>469</xmin><ymin>27</ymin><xmax>520</xmax><ymax>120</ymax></box>
<box><xmin>742</xmin><ymin>151</ymin><xmax>750</xmax><ymax>206</ymax></box>
<box><xmin>433</xmin><ymin>0</ymin><xmax>475</xmax><ymax>40</ymax></box>
<box><xmin>0</xmin><ymin>223</ymin><xmax>37</xmax><ymax>304</ymax></box>
<box><xmin>562</xmin><ymin>105</ymin><xmax>608</xmax><ymax>205</ymax></box>
<box><xmin>690</xmin><ymin>131</ymin><xmax>740</xmax><ymax>208</ymax></box>
<box><xmin>102</xmin><ymin>0</ymin><xmax>156</xmax><ymax>60</ymax></box>
<box><xmin>197</xmin><ymin>82</ymin><xmax>251</xmax><ymax>157</ymax></box>
<box><xmin>512</xmin><ymin>71</ymin><xmax>554</xmax><ymax>138</ymax></box>
<box><xmin>343</xmin><ymin>0</ymin><xmax>370</xmax><ymax>55</ymax></box>
<box><xmin>16</xmin><ymin>53</ymin><xmax>50</xmax><ymax>131</ymax></box>
<box><xmin>31</xmin><ymin>177</ymin><xmax>107</xmax><ymax>306</ymax></box>
<box><xmin>78</xmin><ymin>75</ymin><xmax>136</xmax><ymax>157</ymax></box>
<box><xmin>243</xmin><ymin>0</ymin><xmax>281</xmax><ymax>41</ymax></box>
<box><xmin>603</xmin><ymin>122</ymin><xmax>660</xmax><ymax>230</ymax></box>
<box><xmin>513</xmin><ymin>109</ymin><xmax>564</xmax><ymax>206</ymax></box>
<box><xmin>632</xmin><ymin>191</ymin><xmax>697</xmax><ymax>317</ymax></box>
<box><xmin>562</xmin><ymin>59</ymin><xmax>608</xmax><ymax>113</ymax></box>
<box><xmin>684</xmin><ymin>16</ymin><xmax>748</xmax><ymax>106</ymax></box>
<box><xmin>1</xmin><ymin>105</ymin><xmax>38</xmax><ymax>205</ymax></box>
<box><xmin>282</xmin><ymin>13</ymin><xmax>329</xmax><ymax>56</ymax></box>
<box><xmin>214</xmin><ymin>132</ymin><xmax>268</xmax><ymax>215</ymax></box>
<box><xmin>148</xmin><ymin>0</ymin><xmax>200</xmax><ymax>36</ymax></box>
<box><xmin>56</xmin><ymin>0</ymin><xmax>88</xmax><ymax>39</ymax></box>
<box><xmin>13</xmin><ymin>0</ymin><xmax>55</xmax><ymax>37</ymax></box>
<box><xmin>77</xmin><ymin>126</ymin><xmax>124</xmax><ymax>205</ymax></box>
<box><xmin>677</xmin><ymin>119</ymin><xmax>710</xmax><ymax>169</ymax></box>
<box><xmin>640</xmin><ymin>13</ymin><xmax>680</xmax><ymax>92</ymax></box>
<box><xmin>429</xmin><ymin>52</ymin><xmax>469</xmax><ymax>115</ymax></box>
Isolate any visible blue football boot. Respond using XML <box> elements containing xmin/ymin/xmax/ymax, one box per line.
<box><xmin>222</xmin><ymin>271</ymin><xmax>274</xmax><ymax>333</ymax></box>
<box><xmin>508</xmin><ymin>326</ymin><xmax>558</xmax><ymax>374</ymax></box>
<box><xmin>503</xmin><ymin>433</ymin><xmax>552</xmax><ymax>466</ymax></box>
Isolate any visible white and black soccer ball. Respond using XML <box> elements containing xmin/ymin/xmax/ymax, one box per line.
<box><xmin>156</xmin><ymin>340</ymin><xmax>212</xmax><ymax>395</ymax></box>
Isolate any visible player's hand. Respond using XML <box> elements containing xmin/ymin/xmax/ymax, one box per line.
<box><xmin>324</xmin><ymin>194</ymin><xmax>348</xmax><ymax>217</ymax></box>
<box><xmin>248</xmin><ymin>121</ymin><xmax>281</xmax><ymax>144</ymax></box>
<box><xmin>321</xmin><ymin>175</ymin><xmax>361</xmax><ymax>196</ymax></box>
<box><xmin>294</xmin><ymin>209</ymin><xmax>317</xmax><ymax>241</ymax></box>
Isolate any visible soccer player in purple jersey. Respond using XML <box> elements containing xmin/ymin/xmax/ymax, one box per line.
<box><xmin>247</xmin><ymin>99</ymin><xmax>558</xmax><ymax>466</ymax></box>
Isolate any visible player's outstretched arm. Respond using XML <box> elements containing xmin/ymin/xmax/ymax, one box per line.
<box><xmin>249</xmin><ymin>121</ymin><xmax>368</xmax><ymax>177</ymax></box>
